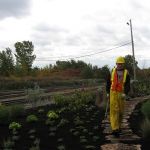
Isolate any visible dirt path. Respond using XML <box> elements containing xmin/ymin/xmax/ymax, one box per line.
<box><xmin>101</xmin><ymin>95</ymin><xmax>150</xmax><ymax>150</ymax></box>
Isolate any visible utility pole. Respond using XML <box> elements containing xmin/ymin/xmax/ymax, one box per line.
<box><xmin>127</xmin><ymin>19</ymin><xmax>136</xmax><ymax>80</ymax></box>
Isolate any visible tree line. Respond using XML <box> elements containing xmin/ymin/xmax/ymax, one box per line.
<box><xmin>0</xmin><ymin>41</ymin><xmax>148</xmax><ymax>80</ymax></box>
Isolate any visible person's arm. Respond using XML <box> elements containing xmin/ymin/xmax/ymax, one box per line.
<box><xmin>124</xmin><ymin>73</ymin><xmax>130</xmax><ymax>95</ymax></box>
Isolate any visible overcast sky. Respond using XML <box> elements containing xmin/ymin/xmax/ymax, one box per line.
<box><xmin>0</xmin><ymin>0</ymin><xmax>150</xmax><ymax>69</ymax></box>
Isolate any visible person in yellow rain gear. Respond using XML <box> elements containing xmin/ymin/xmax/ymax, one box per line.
<box><xmin>106</xmin><ymin>56</ymin><xmax>130</xmax><ymax>137</ymax></box>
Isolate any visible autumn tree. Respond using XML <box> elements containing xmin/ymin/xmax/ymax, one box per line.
<box><xmin>14</xmin><ymin>41</ymin><xmax>36</xmax><ymax>76</ymax></box>
<box><xmin>0</xmin><ymin>48</ymin><xmax>14</xmax><ymax>76</ymax></box>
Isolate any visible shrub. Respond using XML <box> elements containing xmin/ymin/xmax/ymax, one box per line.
<box><xmin>0</xmin><ymin>106</ymin><xmax>12</xmax><ymax>124</ymax></box>
<box><xmin>47</xmin><ymin>111</ymin><xmax>59</xmax><ymax>119</ymax></box>
<box><xmin>93</xmin><ymin>136</ymin><xmax>99</xmax><ymax>141</ymax></box>
<box><xmin>58</xmin><ymin>119</ymin><xmax>68</xmax><ymax>127</ymax></box>
<box><xmin>31</xmin><ymin>138</ymin><xmax>40</xmax><ymax>150</ymax></box>
<box><xmin>93</xmin><ymin>126</ymin><xmax>99</xmax><ymax>130</ymax></box>
<box><xmin>9</xmin><ymin>104</ymin><xmax>26</xmax><ymax>117</ymax></box>
<box><xmin>2</xmin><ymin>137</ymin><xmax>15</xmax><ymax>149</ymax></box>
<box><xmin>27</xmin><ymin>115</ymin><xmax>38</xmax><ymax>122</ymax></box>
<box><xmin>12</xmin><ymin>135</ymin><xmax>20</xmax><ymax>141</ymax></box>
<box><xmin>9</xmin><ymin>122</ymin><xmax>21</xmax><ymax>130</ymax></box>
<box><xmin>0</xmin><ymin>104</ymin><xmax>26</xmax><ymax>124</ymax></box>
<box><xmin>38</xmin><ymin>109</ymin><xmax>44</xmax><ymax>114</ymax></box>
<box><xmin>26</xmin><ymin>88</ymin><xmax>45</xmax><ymax>108</ymax></box>
<box><xmin>53</xmin><ymin>94</ymin><xmax>69</xmax><ymax>106</ymax></box>
<box><xmin>45</xmin><ymin>119</ymin><xmax>55</xmax><ymax>125</ymax></box>
<box><xmin>57</xmin><ymin>145</ymin><xmax>65</xmax><ymax>150</ymax></box>
<box><xmin>141</xmin><ymin>99</ymin><xmax>150</xmax><ymax>119</ymax></box>
<box><xmin>81</xmin><ymin>91</ymin><xmax>95</xmax><ymax>103</ymax></box>
<box><xmin>28</xmin><ymin>129</ymin><xmax>36</xmax><ymax>134</ymax></box>
<box><xmin>140</xmin><ymin>118</ymin><xmax>150</xmax><ymax>139</ymax></box>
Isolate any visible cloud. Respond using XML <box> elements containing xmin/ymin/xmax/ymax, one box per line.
<box><xmin>31</xmin><ymin>23</ymin><xmax>70</xmax><ymax>47</ymax></box>
<box><xmin>65</xmin><ymin>35</ymin><xmax>83</xmax><ymax>46</ymax></box>
<box><xmin>33</xmin><ymin>23</ymin><xmax>68</xmax><ymax>33</ymax></box>
<box><xmin>0</xmin><ymin>0</ymin><xmax>33</xmax><ymax>20</ymax></box>
<box><xmin>130</xmin><ymin>0</ymin><xmax>144</xmax><ymax>11</ymax></box>
<box><xmin>0</xmin><ymin>0</ymin><xmax>150</xmax><ymax>69</ymax></box>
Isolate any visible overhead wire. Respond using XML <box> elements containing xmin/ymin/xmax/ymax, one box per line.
<box><xmin>73</xmin><ymin>41</ymin><xmax>131</xmax><ymax>59</ymax></box>
<box><xmin>35</xmin><ymin>41</ymin><xmax>131</xmax><ymax>61</ymax></box>
<box><xmin>36</xmin><ymin>40</ymin><xmax>131</xmax><ymax>60</ymax></box>
<box><xmin>116</xmin><ymin>0</ymin><xmax>129</xmax><ymax>21</ymax></box>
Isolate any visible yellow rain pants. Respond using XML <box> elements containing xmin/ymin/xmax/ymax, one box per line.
<box><xmin>110</xmin><ymin>89</ymin><xmax>126</xmax><ymax>130</ymax></box>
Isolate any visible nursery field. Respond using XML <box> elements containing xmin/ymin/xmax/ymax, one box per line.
<box><xmin>1</xmin><ymin>99</ymin><xmax>150</xmax><ymax>150</ymax></box>
<box><xmin>1</xmin><ymin>80</ymin><xmax>150</xmax><ymax>150</ymax></box>
<box><xmin>0</xmin><ymin>103</ymin><xmax>106</xmax><ymax>150</ymax></box>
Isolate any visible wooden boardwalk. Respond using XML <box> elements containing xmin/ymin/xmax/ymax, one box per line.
<box><xmin>101</xmin><ymin>95</ymin><xmax>150</xmax><ymax>150</ymax></box>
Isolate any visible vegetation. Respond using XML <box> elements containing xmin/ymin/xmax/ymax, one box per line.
<box><xmin>0</xmin><ymin>90</ymin><xmax>107</xmax><ymax>149</ymax></box>
<box><xmin>1</xmin><ymin>87</ymin><xmax>150</xmax><ymax>149</ymax></box>
<box><xmin>47</xmin><ymin>111</ymin><xmax>59</xmax><ymax>119</ymax></box>
<box><xmin>1</xmin><ymin>42</ymin><xmax>150</xmax><ymax>92</ymax></box>
<box><xmin>2</xmin><ymin>137</ymin><xmax>15</xmax><ymax>149</ymax></box>
<box><xmin>0</xmin><ymin>47</ymin><xmax>14</xmax><ymax>76</ymax></box>
<box><xmin>0</xmin><ymin>104</ymin><xmax>26</xmax><ymax>124</ymax></box>
<box><xmin>140</xmin><ymin>118</ymin><xmax>150</xmax><ymax>139</ymax></box>
<box><xmin>26</xmin><ymin>115</ymin><xmax>38</xmax><ymax>122</ymax></box>
<box><xmin>138</xmin><ymin>99</ymin><xmax>150</xmax><ymax>139</ymax></box>
<box><xmin>141</xmin><ymin>100</ymin><xmax>150</xmax><ymax>119</ymax></box>
<box><xmin>9</xmin><ymin>104</ymin><xmax>26</xmax><ymax>117</ymax></box>
<box><xmin>131</xmin><ymin>98</ymin><xmax>150</xmax><ymax>139</ymax></box>
<box><xmin>25</xmin><ymin>88</ymin><xmax>45</xmax><ymax>108</ymax></box>
<box><xmin>0</xmin><ymin>41</ymin><xmax>150</xmax><ymax>88</ymax></box>
<box><xmin>124</xmin><ymin>54</ymin><xmax>139</xmax><ymax>76</ymax></box>
<box><xmin>14</xmin><ymin>41</ymin><xmax>36</xmax><ymax>77</ymax></box>
<box><xmin>1</xmin><ymin>41</ymin><xmax>150</xmax><ymax>148</ymax></box>
<box><xmin>9</xmin><ymin>122</ymin><xmax>21</xmax><ymax>130</ymax></box>
<box><xmin>38</xmin><ymin>109</ymin><xmax>44</xmax><ymax>114</ymax></box>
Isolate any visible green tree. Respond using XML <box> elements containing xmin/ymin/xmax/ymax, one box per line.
<box><xmin>92</xmin><ymin>65</ymin><xmax>101</xmax><ymax>78</ymax></box>
<box><xmin>124</xmin><ymin>54</ymin><xmax>138</xmax><ymax>77</ymax></box>
<box><xmin>81</xmin><ymin>64</ymin><xmax>93</xmax><ymax>78</ymax></box>
<box><xmin>77</xmin><ymin>60</ymin><xmax>87</xmax><ymax>69</ymax></box>
<box><xmin>70</xmin><ymin>59</ymin><xmax>77</xmax><ymax>69</ymax></box>
<box><xmin>55</xmin><ymin>60</ymin><xmax>71</xmax><ymax>70</ymax></box>
<box><xmin>99</xmin><ymin>65</ymin><xmax>110</xmax><ymax>81</ymax></box>
<box><xmin>0</xmin><ymin>48</ymin><xmax>14</xmax><ymax>76</ymax></box>
<box><xmin>14</xmin><ymin>41</ymin><xmax>36</xmax><ymax>76</ymax></box>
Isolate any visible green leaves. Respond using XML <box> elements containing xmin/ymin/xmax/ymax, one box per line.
<box><xmin>0</xmin><ymin>48</ymin><xmax>14</xmax><ymax>76</ymax></box>
<box><xmin>14</xmin><ymin>41</ymin><xmax>36</xmax><ymax>76</ymax></box>
<box><xmin>9</xmin><ymin>122</ymin><xmax>21</xmax><ymax>130</ymax></box>
<box><xmin>26</xmin><ymin>115</ymin><xmax>38</xmax><ymax>122</ymax></box>
<box><xmin>47</xmin><ymin>111</ymin><xmax>59</xmax><ymax>119</ymax></box>
<box><xmin>141</xmin><ymin>99</ymin><xmax>150</xmax><ymax>119</ymax></box>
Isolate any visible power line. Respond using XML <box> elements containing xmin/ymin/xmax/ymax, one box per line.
<box><xmin>73</xmin><ymin>42</ymin><xmax>131</xmax><ymax>59</ymax></box>
<box><xmin>35</xmin><ymin>41</ymin><xmax>131</xmax><ymax>61</ymax></box>
<box><xmin>116</xmin><ymin>0</ymin><xmax>129</xmax><ymax>21</ymax></box>
<box><xmin>36</xmin><ymin>40</ymin><xmax>131</xmax><ymax>60</ymax></box>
